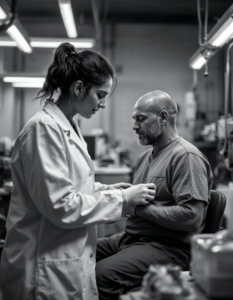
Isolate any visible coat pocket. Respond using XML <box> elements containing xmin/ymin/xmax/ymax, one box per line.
<box><xmin>36</xmin><ymin>257</ymin><xmax>85</xmax><ymax>300</ymax></box>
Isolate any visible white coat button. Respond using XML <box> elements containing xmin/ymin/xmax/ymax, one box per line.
<box><xmin>90</xmin><ymin>253</ymin><xmax>93</xmax><ymax>258</ymax></box>
<box><xmin>89</xmin><ymin>171</ymin><xmax>92</xmax><ymax>177</ymax></box>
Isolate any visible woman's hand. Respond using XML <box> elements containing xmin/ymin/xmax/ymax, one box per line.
<box><xmin>122</xmin><ymin>183</ymin><xmax>156</xmax><ymax>206</ymax></box>
<box><xmin>107</xmin><ymin>182</ymin><xmax>132</xmax><ymax>190</ymax></box>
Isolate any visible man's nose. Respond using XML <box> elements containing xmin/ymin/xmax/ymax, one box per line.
<box><xmin>132</xmin><ymin>123</ymin><xmax>139</xmax><ymax>130</ymax></box>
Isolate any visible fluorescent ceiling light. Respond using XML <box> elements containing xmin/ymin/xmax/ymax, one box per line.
<box><xmin>190</xmin><ymin>54</ymin><xmax>206</xmax><ymax>70</ymax></box>
<box><xmin>0</xmin><ymin>1</ymin><xmax>32</xmax><ymax>53</ymax></box>
<box><xmin>208</xmin><ymin>5</ymin><xmax>233</xmax><ymax>48</ymax></box>
<box><xmin>0</xmin><ymin>7</ymin><xmax>7</xmax><ymax>19</ymax></box>
<box><xmin>0</xmin><ymin>37</ymin><xmax>95</xmax><ymax>48</ymax></box>
<box><xmin>189</xmin><ymin>5</ymin><xmax>233</xmax><ymax>70</ymax></box>
<box><xmin>12</xmin><ymin>82</ymin><xmax>43</xmax><ymax>88</ymax></box>
<box><xmin>208</xmin><ymin>18</ymin><xmax>233</xmax><ymax>47</ymax></box>
<box><xmin>189</xmin><ymin>47</ymin><xmax>209</xmax><ymax>70</ymax></box>
<box><xmin>58</xmin><ymin>0</ymin><xmax>77</xmax><ymax>38</ymax></box>
<box><xmin>30</xmin><ymin>38</ymin><xmax>94</xmax><ymax>48</ymax></box>
<box><xmin>3</xmin><ymin>77</ymin><xmax>45</xmax><ymax>83</ymax></box>
<box><xmin>6</xmin><ymin>23</ymin><xmax>32</xmax><ymax>53</ymax></box>
<box><xmin>2</xmin><ymin>76</ymin><xmax>45</xmax><ymax>89</ymax></box>
<box><xmin>0</xmin><ymin>39</ymin><xmax>16</xmax><ymax>46</ymax></box>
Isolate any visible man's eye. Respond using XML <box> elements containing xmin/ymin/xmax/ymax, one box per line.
<box><xmin>136</xmin><ymin>117</ymin><xmax>144</xmax><ymax>121</ymax></box>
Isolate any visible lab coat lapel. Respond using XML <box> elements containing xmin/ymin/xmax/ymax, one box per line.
<box><xmin>42</xmin><ymin>100</ymin><xmax>95</xmax><ymax>173</ymax></box>
<box><xmin>69</xmin><ymin>119</ymin><xmax>95</xmax><ymax>173</ymax></box>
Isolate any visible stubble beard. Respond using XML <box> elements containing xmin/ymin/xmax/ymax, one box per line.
<box><xmin>138</xmin><ymin>123</ymin><xmax>162</xmax><ymax>146</ymax></box>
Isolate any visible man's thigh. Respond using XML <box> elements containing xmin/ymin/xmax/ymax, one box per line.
<box><xmin>96</xmin><ymin>233</ymin><xmax>125</xmax><ymax>262</ymax></box>
<box><xmin>96</xmin><ymin>242</ymin><xmax>176</xmax><ymax>291</ymax></box>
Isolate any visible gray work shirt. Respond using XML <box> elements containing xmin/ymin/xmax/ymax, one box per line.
<box><xmin>125</xmin><ymin>137</ymin><xmax>213</xmax><ymax>250</ymax></box>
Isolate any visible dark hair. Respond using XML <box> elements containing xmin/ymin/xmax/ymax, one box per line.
<box><xmin>37</xmin><ymin>42</ymin><xmax>116</xmax><ymax>102</ymax></box>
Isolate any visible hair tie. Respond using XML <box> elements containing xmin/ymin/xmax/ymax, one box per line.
<box><xmin>65</xmin><ymin>51</ymin><xmax>78</xmax><ymax>59</ymax></box>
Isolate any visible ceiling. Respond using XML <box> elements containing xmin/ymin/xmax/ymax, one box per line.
<box><xmin>3</xmin><ymin>0</ymin><xmax>233</xmax><ymax>33</ymax></box>
<box><xmin>13</xmin><ymin>0</ymin><xmax>233</xmax><ymax>23</ymax></box>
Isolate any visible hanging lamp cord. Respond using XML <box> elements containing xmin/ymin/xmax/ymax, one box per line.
<box><xmin>0</xmin><ymin>0</ymin><xmax>18</xmax><ymax>32</ymax></box>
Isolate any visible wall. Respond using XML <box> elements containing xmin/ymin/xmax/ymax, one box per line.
<box><xmin>0</xmin><ymin>22</ymin><xmax>223</xmax><ymax>165</ymax></box>
<box><xmin>78</xmin><ymin>23</ymin><xmax>223</xmax><ymax>165</ymax></box>
<box><xmin>113</xmin><ymin>24</ymin><xmax>222</xmax><ymax>164</ymax></box>
<box><xmin>0</xmin><ymin>83</ymin><xmax>15</xmax><ymax>139</ymax></box>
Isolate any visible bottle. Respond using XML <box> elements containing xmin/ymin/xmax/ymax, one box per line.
<box><xmin>185</xmin><ymin>92</ymin><xmax>197</xmax><ymax>121</ymax></box>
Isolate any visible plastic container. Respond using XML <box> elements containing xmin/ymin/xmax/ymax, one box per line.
<box><xmin>191</xmin><ymin>231</ymin><xmax>233</xmax><ymax>298</ymax></box>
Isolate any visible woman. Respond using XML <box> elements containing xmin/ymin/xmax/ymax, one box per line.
<box><xmin>0</xmin><ymin>43</ymin><xmax>156</xmax><ymax>300</ymax></box>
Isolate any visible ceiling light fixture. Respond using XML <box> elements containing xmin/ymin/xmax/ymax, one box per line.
<box><xmin>208</xmin><ymin>5</ymin><xmax>233</xmax><ymax>47</ymax></box>
<box><xmin>30</xmin><ymin>37</ymin><xmax>94</xmax><ymax>48</ymax></box>
<box><xmin>189</xmin><ymin>47</ymin><xmax>213</xmax><ymax>70</ymax></box>
<box><xmin>6</xmin><ymin>21</ymin><xmax>32</xmax><ymax>53</ymax></box>
<box><xmin>3</xmin><ymin>76</ymin><xmax>45</xmax><ymax>83</ymax></box>
<box><xmin>0</xmin><ymin>7</ymin><xmax>7</xmax><ymax>19</ymax></box>
<box><xmin>2</xmin><ymin>75</ymin><xmax>45</xmax><ymax>89</ymax></box>
<box><xmin>0</xmin><ymin>37</ymin><xmax>95</xmax><ymax>48</ymax></box>
<box><xmin>58</xmin><ymin>0</ymin><xmax>77</xmax><ymax>38</ymax></box>
<box><xmin>12</xmin><ymin>82</ymin><xmax>44</xmax><ymax>88</ymax></box>
<box><xmin>189</xmin><ymin>4</ymin><xmax>233</xmax><ymax>70</ymax></box>
<box><xmin>189</xmin><ymin>51</ymin><xmax>207</xmax><ymax>70</ymax></box>
<box><xmin>0</xmin><ymin>39</ymin><xmax>15</xmax><ymax>46</ymax></box>
<box><xmin>0</xmin><ymin>0</ymin><xmax>32</xmax><ymax>53</ymax></box>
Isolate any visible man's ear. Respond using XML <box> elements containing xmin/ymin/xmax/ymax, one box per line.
<box><xmin>160</xmin><ymin>110</ymin><xmax>168</xmax><ymax>125</ymax></box>
<box><xmin>74</xmin><ymin>80</ymin><xmax>83</xmax><ymax>96</ymax></box>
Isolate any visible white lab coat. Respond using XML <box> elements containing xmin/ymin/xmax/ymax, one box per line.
<box><xmin>0</xmin><ymin>100</ymin><xmax>123</xmax><ymax>300</ymax></box>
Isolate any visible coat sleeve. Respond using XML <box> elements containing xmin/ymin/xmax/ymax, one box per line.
<box><xmin>20</xmin><ymin>120</ymin><xmax>123</xmax><ymax>229</ymax></box>
<box><xmin>94</xmin><ymin>182</ymin><xmax>109</xmax><ymax>192</ymax></box>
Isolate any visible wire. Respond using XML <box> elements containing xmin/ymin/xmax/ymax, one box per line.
<box><xmin>219</xmin><ymin>41</ymin><xmax>233</xmax><ymax>171</ymax></box>
<box><xmin>204</xmin><ymin>0</ymin><xmax>208</xmax><ymax>40</ymax></box>
<box><xmin>0</xmin><ymin>0</ymin><xmax>18</xmax><ymax>32</ymax></box>
<box><xmin>197</xmin><ymin>0</ymin><xmax>208</xmax><ymax>47</ymax></box>
<box><xmin>197</xmin><ymin>0</ymin><xmax>203</xmax><ymax>46</ymax></box>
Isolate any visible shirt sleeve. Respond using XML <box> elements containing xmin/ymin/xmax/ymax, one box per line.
<box><xmin>19</xmin><ymin>120</ymin><xmax>123</xmax><ymax>229</ymax></box>
<box><xmin>171</xmin><ymin>152</ymin><xmax>212</xmax><ymax>205</ymax></box>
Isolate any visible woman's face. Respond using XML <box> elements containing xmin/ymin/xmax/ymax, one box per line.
<box><xmin>76</xmin><ymin>77</ymin><xmax>113</xmax><ymax>119</ymax></box>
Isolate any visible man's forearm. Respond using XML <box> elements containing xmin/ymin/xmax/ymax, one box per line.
<box><xmin>134</xmin><ymin>201</ymin><xmax>205</xmax><ymax>231</ymax></box>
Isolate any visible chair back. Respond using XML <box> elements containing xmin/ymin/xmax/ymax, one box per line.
<box><xmin>202</xmin><ymin>190</ymin><xmax>226</xmax><ymax>234</ymax></box>
<box><xmin>0</xmin><ymin>213</ymin><xmax>6</xmax><ymax>257</ymax></box>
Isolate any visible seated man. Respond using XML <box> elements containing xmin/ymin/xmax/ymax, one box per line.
<box><xmin>96</xmin><ymin>90</ymin><xmax>213</xmax><ymax>300</ymax></box>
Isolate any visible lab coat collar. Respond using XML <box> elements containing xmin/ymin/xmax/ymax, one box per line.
<box><xmin>42</xmin><ymin>100</ymin><xmax>95</xmax><ymax>173</ymax></box>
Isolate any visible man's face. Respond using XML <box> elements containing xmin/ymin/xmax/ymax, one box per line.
<box><xmin>132</xmin><ymin>104</ymin><xmax>162</xmax><ymax>146</ymax></box>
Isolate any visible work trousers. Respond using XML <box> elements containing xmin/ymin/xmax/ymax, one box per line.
<box><xmin>96</xmin><ymin>232</ymin><xmax>190</xmax><ymax>300</ymax></box>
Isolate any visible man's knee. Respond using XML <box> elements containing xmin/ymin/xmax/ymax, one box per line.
<box><xmin>96</xmin><ymin>259</ymin><xmax>127</xmax><ymax>300</ymax></box>
<box><xmin>96</xmin><ymin>260</ymin><xmax>114</xmax><ymax>286</ymax></box>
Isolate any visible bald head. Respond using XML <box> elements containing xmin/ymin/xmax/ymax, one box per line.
<box><xmin>135</xmin><ymin>91</ymin><xmax>177</xmax><ymax>115</ymax></box>
<box><xmin>134</xmin><ymin>90</ymin><xmax>178</xmax><ymax>127</ymax></box>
